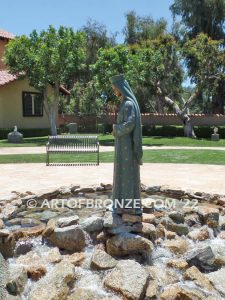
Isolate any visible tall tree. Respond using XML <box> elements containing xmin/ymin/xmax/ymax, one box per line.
<box><xmin>183</xmin><ymin>33</ymin><xmax>225</xmax><ymax>113</ymax></box>
<box><xmin>4</xmin><ymin>26</ymin><xmax>86</xmax><ymax>135</ymax></box>
<box><xmin>80</xmin><ymin>19</ymin><xmax>116</xmax><ymax>82</ymax></box>
<box><xmin>123</xmin><ymin>11</ymin><xmax>167</xmax><ymax>44</ymax></box>
<box><xmin>171</xmin><ymin>0</ymin><xmax>225</xmax><ymax>41</ymax></box>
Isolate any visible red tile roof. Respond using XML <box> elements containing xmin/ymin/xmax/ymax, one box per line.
<box><xmin>0</xmin><ymin>29</ymin><xmax>15</xmax><ymax>40</ymax></box>
<box><xmin>0</xmin><ymin>70</ymin><xmax>17</xmax><ymax>86</ymax></box>
<box><xmin>0</xmin><ymin>70</ymin><xmax>70</xmax><ymax>95</ymax></box>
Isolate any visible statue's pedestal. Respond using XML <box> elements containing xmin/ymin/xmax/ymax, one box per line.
<box><xmin>8</xmin><ymin>131</ymin><xmax>23</xmax><ymax>143</ymax></box>
<box><xmin>211</xmin><ymin>133</ymin><xmax>219</xmax><ymax>141</ymax></box>
<box><xmin>103</xmin><ymin>211</ymin><xmax>155</xmax><ymax>258</ymax></box>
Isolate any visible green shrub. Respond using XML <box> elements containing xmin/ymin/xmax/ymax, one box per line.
<box><xmin>0</xmin><ymin>128</ymin><xmax>53</xmax><ymax>140</ymax></box>
<box><xmin>142</xmin><ymin>125</ymin><xmax>225</xmax><ymax>138</ymax></box>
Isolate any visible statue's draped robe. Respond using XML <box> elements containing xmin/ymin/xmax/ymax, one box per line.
<box><xmin>112</xmin><ymin>97</ymin><xmax>142</xmax><ymax>214</ymax></box>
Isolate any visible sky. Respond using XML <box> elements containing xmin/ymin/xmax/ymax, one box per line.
<box><xmin>0</xmin><ymin>0</ymin><xmax>174</xmax><ymax>43</ymax></box>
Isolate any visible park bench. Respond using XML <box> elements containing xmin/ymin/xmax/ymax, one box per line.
<box><xmin>46</xmin><ymin>135</ymin><xmax>99</xmax><ymax>166</ymax></box>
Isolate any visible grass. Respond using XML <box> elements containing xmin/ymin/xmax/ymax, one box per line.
<box><xmin>0</xmin><ymin>149</ymin><xmax>224</xmax><ymax>165</ymax></box>
<box><xmin>1</xmin><ymin>135</ymin><xmax>225</xmax><ymax>148</ymax></box>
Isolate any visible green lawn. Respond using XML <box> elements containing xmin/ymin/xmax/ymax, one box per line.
<box><xmin>0</xmin><ymin>149</ymin><xmax>224</xmax><ymax>165</ymax></box>
<box><xmin>1</xmin><ymin>135</ymin><xmax>225</xmax><ymax>148</ymax></box>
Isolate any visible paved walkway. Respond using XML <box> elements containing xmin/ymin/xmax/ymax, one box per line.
<box><xmin>1</xmin><ymin>146</ymin><xmax>225</xmax><ymax>155</ymax></box>
<box><xmin>0</xmin><ymin>163</ymin><xmax>225</xmax><ymax>196</ymax></box>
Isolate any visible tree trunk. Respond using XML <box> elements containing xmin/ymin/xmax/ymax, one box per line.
<box><xmin>156</xmin><ymin>85</ymin><xmax>197</xmax><ymax>138</ymax></box>
<box><xmin>156</xmin><ymin>94</ymin><xmax>165</xmax><ymax>113</ymax></box>
<box><xmin>211</xmin><ymin>81</ymin><xmax>225</xmax><ymax>114</ymax></box>
<box><xmin>43</xmin><ymin>88</ymin><xmax>59</xmax><ymax>136</ymax></box>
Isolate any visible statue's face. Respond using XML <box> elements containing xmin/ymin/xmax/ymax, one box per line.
<box><xmin>112</xmin><ymin>85</ymin><xmax>122</xmax><ymax>98</ymax></box>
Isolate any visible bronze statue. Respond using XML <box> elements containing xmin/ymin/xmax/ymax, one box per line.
<box><xmin>110</xmin><ymin>74</ymin><xmax>143</xmax><ymax>215</ymax></box>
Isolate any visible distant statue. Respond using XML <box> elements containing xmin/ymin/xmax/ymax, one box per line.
<box><xmin>109</xmin><ymin>74</ymin><xmax>143</xmax><ymax>215</ymax></box>
<box><xmin>214</xmin><ymin>127</ymin><xmax>218</xmax><ymax>134</ymax></box>
<box><xmin>14</xmin><ymin>125</ymin><xmax>17</xmax><ymax>132</ymax></box>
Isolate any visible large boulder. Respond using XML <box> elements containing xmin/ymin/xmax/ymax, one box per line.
<box><xmin>197</xmin><ymin>206</ymin><xmax>219</xmax><ymax>228</ymax></box>
<box><xmin>6</xmin><ymin>265</ymin><xmax>28</xmax><ymax>296</ymax></box>
<box><xmin>81</xmin><ymin>216</ymin><xmax>103</xmax><ymax>233</ymax></box>
<box><xmin>29</xmin><ymin>261</ymin><xmax>75</xmax><ymax>300</ymax></box>
<box><xmin>104</xmin><ymin>260</ymin><xmax>149</xmax><ymax>300</ymax></box>
<box><xmin>206</xmin><ymin>268</ymin><xmax>225</xmax><ymax>297</ymax></box>
<box><xmin>164</xmin><ymin>237</ymin><xmax>189</xmax><ymax>255</ymax></box>
<box><xmin>184</xmin><ymin>266</ymin><xmax>214</xmax><ymax>292</ymax></box>
<box><xmin>106</xmin><ymin>232</ymin><xmax>154</xmax><ymax>257</ymax></box>
<box><xmin>48</xmin><ymin>225</ymin><xmax>85</xmax><ymax>251</ymax></box>
<box><xmin>16</xmin><ymin>251</ymin><xmax>47</xmax><ymax>281</ymax></box>
<box><xmin>0</xmin><ymin>253</ymin><xmax>8</xmax><ymax>300</ymax></box>
<box><xmin>91</xmin><ymin>248</ymin><xmax>117</xmax><ymax>270</ymax></box>
<box><xmin>56</xmin><ymin>216</ymin><xmax>79</xmax><ymax>228</ymax></box>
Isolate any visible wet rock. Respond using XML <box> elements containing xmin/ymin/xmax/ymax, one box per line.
<box><xmin>142</xmin><ymin>213</ymin><xmax>156</xmax><ymax>224</ymax></box>
<box><xmin>100</xmin><ymin>183</ymin><xmax>113</xmax><ymax>191</ymax></box>
<box><xmin>0</xmin><ymin>219</ymin><xmax>4</xmax><ymax>229</ymax></box>
<box><xmin>42</xmin><ymin>247</ymin><xmax>62</xmax><ymax>264</ymax></box>
<box><xmin>70</xmin><ymin>185</ymin><xmax>80</xmax><ymax>193</ymax></box>
<box><xmin>0</xmin><ymin>252</ymin><xmax>8</xmax><ymax>300</ymax></box>
<box><xmin>166</xmin><ymin>220</ymin><xmax>189</xmax><ymax>236</ymax></box>
<box><xmin>42</xmin><ymin>219</ymin><xmax>55</xmax><ymax>237</ymax></box>
<box><xmin>184</xmin><ymin>266</ymin><xmax>214</xmax><ymax>292</ymax></box>
<box><xmin>62</xmin><ymin>252</ymin><xmax>85</xmax><ymax>266</ymax></box>
<box><xmin>145</xmin><ymin>280</ymin><xmax>158</xmax><ymax>299</ymax></box>
<box><xmin>104</xmin><ymin>259</ymin><xmax>149</xmax><ymax>300</ymax></box>
<box><xmin>48</xmin><ymin>225</ymin><xmax>85</xmax><ymax>251</ymax></box>
<box><xmin>35</xmin><ymin>188</ymin><xmax>60</xmax><ymax>200</ymax></box>
<box><xmin>56</xmin><ymin>215</ymin><xmax>79</xmax><ymax>228</ymax></box>
<box><xmin>15</xmin><ymin>239</ymin><xmax>33</xmax><ymax>256</ymax></box>
<box><xmin>81</xmin><ymin>216</ymin><xmax>103</xmax><ymax>233</ymax></box>
<box><xmin>0</xmin><ymin>228</ymin><xmax>10</xmax><ymax>237</ymax></box>
<box><xmin>167</xmin><ymin>259</ymin><xmax>188</xmax><ymax>270</ymax></box>
<box><xmin>217</xmin><ymin>231</ymin><xmax>225</xmax><ymax>239</ymax></box>
<box><xmin>67</xmin><ymin>288</ymin><xmax>116</xmax><ymax>300</ymax></box>
<box><xmin>91</xmin><ymin>248</ymin><xmax>117</xmax><ymax>270</ymax></box>
<box><xmin>186</xmin><ymin>245</ymin><xmax>215</xmax><ymax>272</ymax></box>
<box><xmin>206</xmin><ymin>268</ymin><xmax>225</xmax><ymax>297</ymax></box>
<box><xmin>160</xmin><ymin>285</ymin><xmax>206</xmax><ymax>300</ymax></box>
<box><xmin>145</xmin><ymin>186</ymin><xmax>161</xmax><ymax>193</ymax></box>
<box><xmin>147</xmin><ymin>266</ymin><xmax>179</xmax><ymax>286</ymax></box>
<box><xmin>27</xmin><ymin>266</ymin><xmax>47</xmax><ymax>281</ymax></box>
<box><xmin>197</xmin><ymin>206</ymin><xmax>219</xmax><ymax>228</ymax></box>
<box><xmin>155</xmin><ymin>224</ymin><xmax>165</xmax><ymax>239</ymax></box>
<box><xmin>107</xmin><ymin>224</ymin><xmax>133</xmax><ymax>235</ymax></box>
<box><xmin>132</xmin><ymin>222</ymin><xmax>156</xmax><ymax>240</ymax></box>
<box><xmin>211</xmin><ymin>241</ymin><xmax>225</xmax><ymax>267</ymax></box>
<box><xmin>188</xmin><ymin>226</ymin><xmax>210</xmax><ymax>241</ymax></box>
<box><xmin>106</xmin><ymin>232</ymin><xmax>154</xmax><ymax>257</ymax></box>
<box><xmin>103</xmin><ymin>212</ymin><xmax>123</xmax><ymax>228</ymax></box>
<box><xmin>165</xmin><ymin>230</ymin><xmax>177</xmax><ymax>240</ymax></box>
<box><xmin>96</xmin><ymin>231</ymin><xmax>107</xmax><ymax>242</ymax></box>
<box><xmin>184</xmin><ymin>213</ymin><xmax>200</xmax><ymax>227</ymax></box>
<box><xmin>141</xmin><ymin>198</ymin><xmax>155</xmax><ymax>213</ymax></box>
<box><xmin>73</xmin><ymin>187</ymin><xmax>95</xmax><ymax>193</ymax></box>
<box><xmin>122</xmin><ymin>214</ymin><xmax>142</xmax><ymax>223</ymax></box>
<box><xmin>16</xmin><ymin>251</ymin><xmax>47</xmax><ymax>280</ymax></box>
<box><xmin>6</xmin><ymin>294</ymin><xmax>21</xmax><ymax>300</ymax></box>
<box><xmin>58</xmin><ymin>186</ymin><xmax>72</xmax><ymax>196</ymax></box>
<box><xmin>164</xmin><ymin>237</ymin><xmax>189</xmax><ymax>255</ymax></box>
<box><xmin>29</xmin><ymin>261</ymin><xmax>75</xmax><ymax>300</ymax></box>
<box><xmin>168</xmin><ymin>211</ymin><xmax>185</xmax><ymax>224</ymax></box>
<box><xmin>0</xmin><ymin>234</ymin><xmax>16</xmax><ymax>258</ymax></box>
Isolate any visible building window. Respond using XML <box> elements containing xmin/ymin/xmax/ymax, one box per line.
<box><xmin>22</xmin><ymin>92</ymin><xmax>43</xmax><ymax>117</ymax></box>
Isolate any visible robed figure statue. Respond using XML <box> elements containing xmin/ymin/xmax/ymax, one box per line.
<box><xmin>110</xmin><ymin>74</ymin><xmax>143</xmax><ymax>215</ymax></box>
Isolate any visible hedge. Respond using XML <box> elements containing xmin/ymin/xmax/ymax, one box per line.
<box><xmin>142</xmin><ymin>125</ymin><xmax>225</xmax><ymax>138</ymax></box>
<box><xmin>1</xmin><ymin>125</ymin><xmax>225</xmax><ymax>139</ymax></box>
<box><xmin>0</xmin><ymin>128</ymin><xmax>51</xmax><ymax>140</ymax></box>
